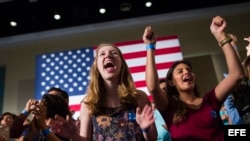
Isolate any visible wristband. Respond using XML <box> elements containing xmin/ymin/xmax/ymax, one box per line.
<box><xmin>42</xmin><ymin>129</ymin><xmax>51</xmax><ymax>137</ymax></box>
<box><xmin>219</xmin><ymin>35</ymin><xmax>232</xmax><ymax>48</ymax></box>
<box><xmin>22</xmin><ymin>109</ymin><xmax>29</xmax><ymax>115</ymax></box>
<box><xmin>140</xmin><ymin>127</ymin><xmax>150</xmax><ymax>133</ymax></box>
<box><xmin>146</xmin><ymin>44</ymin><xmax>155</xmax><ymax>50</ymax></box>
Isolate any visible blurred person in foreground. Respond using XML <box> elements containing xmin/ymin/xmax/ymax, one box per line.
<box><xmin>0</xmin><ymin>112</ymin><xmax>17</xmax><ymax>141</ymax></box>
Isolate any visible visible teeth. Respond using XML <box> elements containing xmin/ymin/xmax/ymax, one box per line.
<box><xmin>104</xmin><ymin>62</ymin><xmax>114</xmax><ymax>68</ymax></box>
<box><xmin>105</xmin><ymin>60</ymin><xmax>113</xmax><ymax>65</ymax></box>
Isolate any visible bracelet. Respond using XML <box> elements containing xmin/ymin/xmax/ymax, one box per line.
<box><xmin>22</xmin><ymin>109</ymin><xmax>29</xmax><ymax>115</ymax></box>
<box><xmin>219</xmin><ymin>35</ymin><xmax>233</xmax><ymax>48</ymax></box>
<box><xmin>146</xmin><ymin>44</ymin><xmax>155</xmax><ymax>50</ymax></box>
<box><xmin>42</xmin><ymin>129</ymin><xmax>51</xmax><ymax>137</ymax></box>
<box><xmin>140</xmin><ymin>127</ymin><xmax>150</xmax><ymax>133</ymax></box>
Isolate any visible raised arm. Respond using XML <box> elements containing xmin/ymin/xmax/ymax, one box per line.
<box><xmin>143</xmin><ymin>26</ymin><xmax>168</xmax><ymax>111</ymax></box>
<box><xmin>210</xmin><ymin>16</ymin><xmax>244</xmax><ymax>102</ymax></box>
<box><xmin>10</xmin><ymin>99</ymin><xmax>38</xmax><ymax>138</ymax></box>
<box><xmin>228</xmin><ymin>34</ymin><xmax>241</xmax><ymax>60</ymax></box>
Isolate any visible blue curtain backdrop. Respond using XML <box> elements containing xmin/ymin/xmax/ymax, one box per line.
<box><xmin>0</xmin><ymin>66</ymin><xmax>5</xmax><ymax>113</ymax></box>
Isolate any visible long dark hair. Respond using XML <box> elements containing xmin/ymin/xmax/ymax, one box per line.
<box><xmin>41</xmin><ymin>94</ymin><xmax>71</xmax><ymax>119</ymax></box>
<box><xmin>166</xmin><ymin>60</ymin><xmax>201</xmax><ymax>124</ymax></box>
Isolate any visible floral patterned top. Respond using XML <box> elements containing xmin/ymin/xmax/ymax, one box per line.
<box><xmin>92</xmin><ymin>107</ymin><xmax>145</xmax><ymax>141</ymax></box>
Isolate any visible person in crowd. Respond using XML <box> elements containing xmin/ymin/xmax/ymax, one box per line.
<box><xmin>222</xmin><ymin>34</ymin><xmax>244</xmax><ymax>125</ymax></box>
<box><xmin>144</xmin><ymin>15</ymin><xmax>244</xmax><ymax>141</ymax></box>
<box><xmin>0</xmin><ymin>124</ymin><xmax>9</xmax><ymax>141</ymax></box>
<box><xmin>223</xmin><ymin>94</ymin><xmax>243</xmax><ymax>125</ymax></box>
<box><xmin>148</xmin><ymin>94</ymin><xmax>171</xmax><ymax>141</ymax></box>
<box><xmin>0</xmin><ymin>112</ymin><xmax>17</xmax><ymax>128</ymax></box>
<box><xmin>159</xmin><ymin>78</ymin><xmax>167</xmax><ymax>92</ymax></box>
<box><xmin>228</xmin><ymin>34</ymin><xmax>241</xmax><ymax>58</ymax></box>
<box><xmin>47</xmin><ymin>87</ymin><xmax>69</xmax><ymax>105</ymax></box>
<box><xmin>219</xmin><ymin>104</ymin><xmax>232</xmax><ymax>125</ymax></box>
<box><xmin>47</xmin><ymin>87</ymin><xmax>77</xmax><ymax>121</ymax></box>
<box><xmin>18</xmin><ymin>94</ymin><xmax>72</xmax><ymax>141</ymax></box>
<box><xmin>230</xmin><ymin>36</ymin><xmax>250</xmax><ymax>124</ymax></box>
<box><xmin>0</xmin><ymin>112</ymin><xmax>17</xmax><ymax>141</ymax></box>
<box><xmin>9</xmin><ymin>99</ymin><xmax>40</xmax><ymax>139</ymax></box>
<box><xmin>47</xmin><ymin>43</ymin><xmax>157</xmax><ymax>141</ymax></box>
<box><xmin>152</xmin><ymin>78</ymin><xmax>171</xmax><ymax>141</ymax></box>
<box><xmin>9</xmin><ymin>87</ymin><xmax>72</xmax><ymax>139</ymax></box>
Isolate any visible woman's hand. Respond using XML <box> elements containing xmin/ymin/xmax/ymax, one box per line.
<box><xmin>142</xmin><ymin>25</ymin><xmax>156</xmax><ymax>44</ymax></box>
<box><xmin>210</xmin><ymin>16</ymin><xmax>227</xmax><ymax>42</ymax></box>
<box><xmin>136</xmin><ymin>104</ymin><xmax>155</xmax><ymax>130</ymax></box>
<box><xmin>48</xmin><ymin>114</ymin><xmax>78</xmax><ymax>139</ymax></box>
<box><xmin>32</xmin><ymin>103</ymin><xmax>47</xmax><ymax>130</ymax></box>
<box><xmin>24</xmin><ymin>99</ymin><xmax>39</xmax><ymax>113</ymax></box>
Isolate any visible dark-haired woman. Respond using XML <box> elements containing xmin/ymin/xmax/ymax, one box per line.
<box><xmin>144</xmin><ymin>16</ymin><xmax>244</xmax><ymax>141</ymax></box>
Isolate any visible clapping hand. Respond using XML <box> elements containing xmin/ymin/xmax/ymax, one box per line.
<box><xmin>136</xmin><ymin>104</ymin><xmax>155</xmax><ymax>130</ymax></box>
<box><xmin>48</xmin><ymin>114</ymin><xmax>78</xmax><ymax>139</ymax></box>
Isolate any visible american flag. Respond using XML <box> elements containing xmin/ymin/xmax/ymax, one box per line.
<box><xmin>35</xmin><ymin>35</ymin><xmax>182</xmax><ymax>119</ymax></box>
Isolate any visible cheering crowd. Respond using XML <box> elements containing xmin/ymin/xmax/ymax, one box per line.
<box><xmin>1</xmin><ymin>15</ymin><xmax>250</xmax><ymax>141</ymax></box>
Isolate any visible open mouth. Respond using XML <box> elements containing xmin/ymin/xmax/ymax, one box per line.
<box><xmin>104</xmin><ymin>61</ymin><xmax>114</xmax><ymax>68</ymax></box>
<box><xmin>104</xmin><ymin>61</ymin><xmax>115</xmax><ymax>72</ymax></box>
<box><xmin>183</xmin><ymin>76</ymin><xmax>192</xmax><ymax>82</ymax></box>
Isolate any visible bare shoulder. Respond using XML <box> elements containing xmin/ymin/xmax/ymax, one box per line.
<box><xmin>133</xmin><ymin>89</ymin><xmax>151</xmax><ymax>107</ymax></box>
<box><xmin>134</xmin><ymin>89</ymin><xmax>148</xmax><ymax>98</ymax></box>
<box><xmin>80</xmin><ymin>98</ymin><xmax>91</xmax><ymax>115</ymax></box>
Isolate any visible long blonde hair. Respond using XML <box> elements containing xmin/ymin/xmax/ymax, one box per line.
<box><xmin>84</xmin><ymin>43</ymin><xmax>138</xmax><ymax>115</ymax></box>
